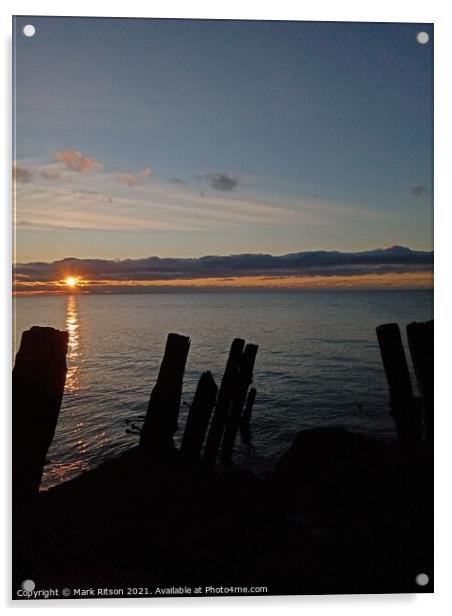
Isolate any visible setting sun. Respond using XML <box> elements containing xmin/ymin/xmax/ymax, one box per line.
<box><xmin>65</xmin><ymin>277</ymin><xmax>79</xmax><ymax>288</ymax></box>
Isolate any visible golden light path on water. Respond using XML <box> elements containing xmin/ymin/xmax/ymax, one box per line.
<box><xmin>42</xmin><ymin>294</ymin><xmax>90</xmax><ymax>488</ymax></box>
<box><xmin>65</xmin><ymin>294</ymin><xmax>80</xmax><ymax>392</ymax></box>
<box><xmin>64</xmin><ymin>294</ymin><xmax>90</xmax><ymax>467</ymax></box>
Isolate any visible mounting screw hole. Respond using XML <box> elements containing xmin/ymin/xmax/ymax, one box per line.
<box><xmin>415</xmin><ymin>573</ymin><xmax>429</xmax><ymax>586</ymax></box>
<box><xmin>416</xmin><ymin>32</ymin><xmax>429</xmax><ymax>45</ymax></box>
<box><xmin>23</xmin><ymin>24</ymin><xmax>36</xmax><ymax>38</ymax></box>
<box><xmin>21</xmin><ymin>579</ymin><xmax>36</xmax><ymax>591</ymax></box>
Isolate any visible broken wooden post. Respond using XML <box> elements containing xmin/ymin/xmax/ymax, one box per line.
<box><xmin>13</xmin><ymin>326</ymin><xmax>68</xmax><ymax>510</ymax></box>
<box><xmin>140</xmin><ymin>333</ymin><xmax>191</xmax><ymax>455</ymax></box>
<box><xmin>221</xmin><ymin>343</ymin><xmax>258</xmax><ymax>462</ymax></box>
<box><xmin>407</xmin><ymin>320</ymin><xmax>433</xmax><ymax>438</ymax></box>
<box><xmin>181</xmin><ymin>371</ymin><xmax>218</xmax><ymax>463</ymax></box>
<box><xmin>376</xmin><ymin>323</ymin><xmax>420</xmax><ymax>439</ymax></box>
<box><xmin>203</xmin><ymin>338</ymin><xmax>245</xmax><ymax>466</ymax></box>
<box><xmin>239</xmin><ymin>387</ymin><xmax>257</xmax><ymax>440</ymax></box>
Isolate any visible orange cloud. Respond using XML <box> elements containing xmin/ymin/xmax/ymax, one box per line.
<box><xmin>54</xmin><ymin>149</ymin><xmax>101</xmax><ymax>174</ymax></box>
<box><xmin>90</xmin><ymin>271</ymin><xmax>433</xmax><ymax>290</ymax></box>
<box><xmin>13</xmin><ymin>271</ymin><xmax>433</xmax><ymax>296</ymax></box>
<box><xmin>12</xmin><ymin>164</ymin><xmax>32</xmax><ymax>183</ymax></box>
<box><xmin>116</xmin><ymin>167</ymin><xmax>153</xmax><ymax>188</ymax></box>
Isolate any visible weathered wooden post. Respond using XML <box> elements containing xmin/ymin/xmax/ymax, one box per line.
<box><xmin>13</xmin><ymin>326</ymin><xmax>68</xmax><ymax>510</ymax></box>
<box><xmin>204</xmin><ymin>338</ymin><xmax>245</xmax><ymax>466</ymax></box>
<box><xmin>181</xmin><ymin>371</ymin><xmax>218</xmax><ymax>463</ymax></box>
<box><xmin>221</xmin><ymin>343</ymin><xmax>258</xmax><ymax>462</ymax></box>
<box><xmin>376</xmin><ymin>323</ymin><xmax>420</xmax><ymax>439</ymax></box>
<box><xmin>140</xmin><ymin>333</ymin><xmax>191</xmax><ymax>455</ymax></box>
<box><xmin>407</xmin><ymin>320</ymin><xmax>433</xmax><ymax>438</ymax></box>
<box><xmin>239</xmin><ymin>387</ymin><xmax>257</xmax><ymax>440</ymax></box>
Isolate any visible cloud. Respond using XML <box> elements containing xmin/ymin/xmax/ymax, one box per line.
<box><xmin>13</xmin><ymin>164</ymin><xmax>32</xmax><ymax>183</ymax></box>
<box><xmin>54</xmin><ymin>149</ymin><xmax>101</xmax><ymax>174</ymax></box>
<box><xmin>41</xmin><ymin>169</ymin><xmax>61</xmax><ymax>180</ymax></box>
<box><xmin>116</xmin><ymin>167</ymin><xmax>153</xmax><ymax>188</ymax></box>
<box><xmin>12</xmin><ymin>153</ymin><xmax>386</xmax><ymax>240</ymax></box>
<box><xmin>14</xmin><ymin>246</ymin><xmax>433</xmax><ymax>287</ymax></box>
<box><xmin>205</xmin><ymin>172</ymin><xmax>240</xmax><ymax>192</ymax></box>
<box><xmin>193</xmin><ymin>172</ymin><xmax>244</xmax><ymax>194</ymax></box>
<box><xmin>15</xmin><ymin>175</ymin><xmax>328</xmax><ymax>233</ymax></box>
<box><xmin>74</xmin><ymin>189</ymin><xmax>113</xmax><ymax>203</ymax></box>
<box><xmin>167</xmin><ymin>176</ymin><xmax>188</xmax><ymax>186</ymax></box>
<box><xmin>409</xmin><ymin>185</ymin><xmax>428</xmax><ymax>196</ymax></box>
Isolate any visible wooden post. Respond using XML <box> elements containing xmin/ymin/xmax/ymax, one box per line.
<box><xmin>240</xmin><ymin>387</ymin><xmax>257</xmax><ymax>438</ymax></box>
<box><xmin>140</xmin><ymin>333</ymin><xmax>191</xmax><ymax>454</ymax></box>
<box><xmin>221</xmin><ymin>343</ymin><xmax>258</xmax><ymax>462</ymax></box>
<box><xmin>407</xmin><ymin>320</ymin><xmax>433</xmax><ymax>438</ymax></box>
<box><xmin>376</xmin><ymin>323</ymin><xmax>419</xmax><ymax>439</ymax></box>
<box><xmin>13</xmin><ymin>326</ymin><xmax>68</xmax><ymax>510</ymax></box>
<box><xmin>181</xmin><ymin>371</ymin><xmax>218</xmax><ymax>463</ymax></box>
<box><xmin>203</xmin><ymin>338</ymin><xmax>245</xmax><ymax>466</ymax></box>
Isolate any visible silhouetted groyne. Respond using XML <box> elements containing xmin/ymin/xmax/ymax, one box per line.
<box><xmin>376</xmin><ymin>320</ymin><xmax>433</xmax><ymax>441</ymax></box>
<box><xmin>13</xmin><ymin>327</ymin><xmax>68</xmax><ymax>512</ymax></box>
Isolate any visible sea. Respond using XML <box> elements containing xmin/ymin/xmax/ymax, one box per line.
<box><xmin>13</xmin><ymin>289</ymin><xmax>433</xmax><ymax>489</ymax></box>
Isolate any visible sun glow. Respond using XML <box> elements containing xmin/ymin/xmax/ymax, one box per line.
<box><xmin>65</xmin><ymin>276</ymin><xmax>79</xmax><ymax>288</ymax></box>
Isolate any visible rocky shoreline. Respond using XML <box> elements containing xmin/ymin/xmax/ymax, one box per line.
<box><xmin>13</xmin><ymin>426</ymin><xmax>433</xmax><ymax>597</ymax></box>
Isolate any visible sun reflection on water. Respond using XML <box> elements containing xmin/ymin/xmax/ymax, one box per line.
<box><xmin>41</xmin><ymin>294</ymin><xmax>89</xmax><ymax>489</ymax></box>
<box><xmin>65</xmin><ymin>294</ymin><xmax>80</xmax><ymax>392</ymax></box>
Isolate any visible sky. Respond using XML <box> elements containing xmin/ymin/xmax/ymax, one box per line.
<box><xmin>12</xmin><ymin>17</ymin><xmax>433</xmax><ymax>291</ymax></box>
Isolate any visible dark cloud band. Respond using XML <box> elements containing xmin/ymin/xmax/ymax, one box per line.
<box><xmin>14</xmin><ymin>246</ymin><xmax>433</xmax><ymax>283</ymax></box>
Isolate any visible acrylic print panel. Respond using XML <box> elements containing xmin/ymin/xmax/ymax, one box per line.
<box><xmin>12</xmin><ymin>16</ymin><xmax>433</xmax><ymax>600</ymax></box>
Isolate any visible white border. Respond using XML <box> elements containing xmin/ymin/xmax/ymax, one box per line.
<box><xmin>2</xmin><ymin>1</ymin><xmax>451</xmax><ymax>613</ymax></box>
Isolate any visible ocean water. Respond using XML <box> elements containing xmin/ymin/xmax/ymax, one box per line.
<box><xmin>13</xmin><ymin>290</ymin><xmax>433</xmax><ymax>489</ymax></box>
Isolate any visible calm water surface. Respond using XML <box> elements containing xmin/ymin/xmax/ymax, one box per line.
<box><xmin>14</xmin><ymin>290</ymin><xmax>433</xmax><ymax>488</ymax></box>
